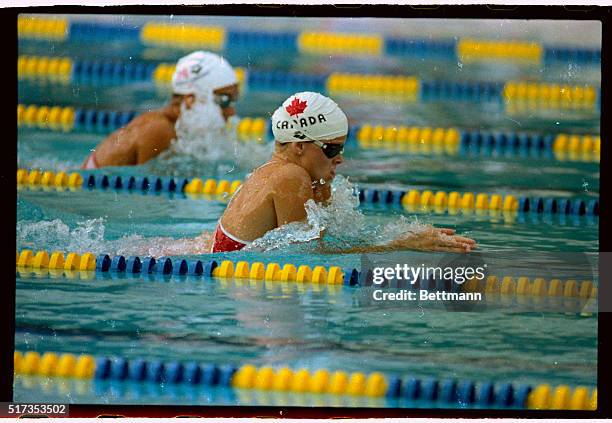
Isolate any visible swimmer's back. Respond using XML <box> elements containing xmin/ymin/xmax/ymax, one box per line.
<box><xmin>93</xmin><ymin>110</ymin><xmax>176</xmax><ymax>167</ymax></box>
<box><xmin>220</xmin><ymin>161</ymin><xmax>313</xmax><ymax>242</ymax></box>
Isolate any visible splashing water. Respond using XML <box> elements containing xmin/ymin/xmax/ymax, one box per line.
<box><xmin>17</xmin><ymin>218</ymin><xmax>112</xmax><ymax>254</ymax></box>
<box><xmin>147</xmin><ymin>104</ymin><xmax>273</xmax><ymax>178</ymax></box>
<box><xmin>175</xmin><ymin>94</ymin><xmax>226</xmax><ymax>141</ymax></box>
<box><xmin>18</xmin><ymin>156</ymin><xmax>80</xmax><ymax>173</ymax></box>
<box><xmin>16</xmin><ymin>218</ymin><xmax>211</xmax><ymax>258</ymax></box>
<box><xmin>245</xmin><ymin>175</ymin><xmax>431</xmax><ymax>252</ymax></box>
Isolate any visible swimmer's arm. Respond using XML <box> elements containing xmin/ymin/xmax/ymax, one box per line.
<box><xmin>317</xmin><ymin>228</ymin><xmax>477</xmax><ymax>254</ymax></box>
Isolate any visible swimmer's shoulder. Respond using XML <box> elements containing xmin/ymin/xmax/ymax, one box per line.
<box><xmin>244</xmin><ymin>162</ymin><xmax>311</xmax><ymax>196</ymax></box>
<box><xmin>252</xmin><ymin>161</ymin><xmax>309</xmax><ymax>182</ymax></box>
<box><xmin>128</xmin><ymin>110</ymin><xmax>176</xmax><ymax>146</ymax></box>
<box><xmin>268</xmin><ymin>163</ymin><xmax>312</xmax><ymax>194</ymax></box>
<box><xmin>108</xmin><ymin>109</ymin><xmax>172</xmax><ymax>136</ymax></box>
<box><xmin>130</xmin><ymin>110</ymin><xmax>175</xmax><ymax>133</ymax></box>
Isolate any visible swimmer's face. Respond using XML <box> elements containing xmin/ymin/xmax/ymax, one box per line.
<box><xmin>300</xmin><ymin>135</ymin><xmax>346</xmax><ymax>182</ymax></box>
<box><xmin>213</xmin><ymin>83</ymin><xmax>240</xmax><ymax>122</ymax></box>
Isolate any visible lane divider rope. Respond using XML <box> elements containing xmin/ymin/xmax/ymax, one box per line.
<box><xmin>18</xmin><ymin>55</ymin><xmax>600</xmax><ymax>110</ymax></box>
<box><xmin>17</xmin><ymin>104</ymin><xmax>599</xmax><ymax>163</ymax></box>
<box><xmin>140</xmin><ymin>22</ymin><xmax>225</xmax><ymax>50</ymax></box>
<box><xmin>17</xmin><ymin>56</ymin><xmax>73</xmax><ymax>84</ymax></box>
<box><xmin>298</xmin><ymin>31</ymin><xmax>383</xmax><ymax>56</ymax></box>
<box><xmin>17</xmin><ymin>103</ymin><xmax>265</xmax><ymax>140</ymax></box>
<box><xmin>12</xmin><ymin>350</ymin><xmax>596</xmax><ymax>409</ymax></box>
<box><xmin>390</xmin><ymin>189</ymin><xmax>599</xmax><ymax>217</ymax></box>
<box><xmin>15</xmin><ymin>250</ymin><xmax>598</xmax><ymax>305</ymax></box>
<box><xmin>503</xmin><ymin>81</ymin><xmax>599</xmax><ymax>110</ymax></box>
<box><xmin>17</xmin><ymin>169</ymin><xmax>242</xmax><ymax>197</ymax></box>
<box><xmin>457</xmin><ymin>39</ymin><xmax>542</xmax><ymax>64</ymax></box>
<box><xmin>17</xmin><ymin>169</ymin><xmax>600</xmax><ymax>218</ymax></box>
<box><xmin>18</xmin><ymin>17</ymin><xmax>600</xmax><ymax>66</ymax></box>
<box><xmin>353</xmin><ymin>124</ymin><xmax>600</xmax><ymax>158</ymax></box>
<box><xmin>15</xmin><ymin>265</ymin><xmax>598</xmax><ymax>316</ymax></box>
<box><xmin>15</xmin><ymin>251</ymin><xmax>357</xmax><ymax>285</ymax></box>
<box><xmin>17</xmin><ymin>16</ymin><xmax>68</xmax><ymax>40</ymax></box>
<box><xmin>463</xmin><ymin>275</ymin><xmax>597</xmax><ymax>300</ymax></box>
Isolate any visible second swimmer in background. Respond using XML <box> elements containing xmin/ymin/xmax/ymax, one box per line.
<box><xmin>81</xmin><ymin>51</ymin><xmax>239</xmax><ymax>169</ymax></box>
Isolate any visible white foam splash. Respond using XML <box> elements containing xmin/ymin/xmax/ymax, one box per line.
<box><xmin>16</xmin><ymin>218</ymin><xmax>211</xmax><ymax>258</ymax></box>
<box><xmin>118</xmin><ymin>233</ymin><xmax>212</xmax><ymax>257</ymax></box>
<box><xmin>17</xmin><ymin>218</ymin><xmax>112</xmax><ymax>254</ymax></box>
<box><xmin>18</xmin><ymin>157</ymin><xmax>80</xmax><ymax>173</ymax></box>
<box><xmin>175</xmin><ymin>95</ymin><xmax>226</xmax><ymax>142</ymax></box>
<box><xmin>148</xmin><ymin>114</ymin><xmax>273</xmax><ymax>178</ymax></box>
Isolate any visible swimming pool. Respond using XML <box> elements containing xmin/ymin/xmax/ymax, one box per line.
<box><xmin>15</xmin><ymin>15</ymin><xmax>599</xmax><ymax>410</ymax></box>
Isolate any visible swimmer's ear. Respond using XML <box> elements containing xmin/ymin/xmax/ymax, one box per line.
<box><xmin>293</xmin><ymin>142</ymin><xmax>306</xmax><ymax>156</ymax></box>
<box><xmin>183</xmin><ymin>94</ymin><xmax>196</xmax><ymax>110</ymax></box>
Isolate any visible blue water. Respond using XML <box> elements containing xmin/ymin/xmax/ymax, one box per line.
<box><xmin>15</xmin><ymin>16</ymin><xmax>599</xmax><ymax>407</ymax></box>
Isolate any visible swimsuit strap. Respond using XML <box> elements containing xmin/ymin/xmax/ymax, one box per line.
<box><xmin>218</xmin><ymin>220</ymin><xmax>250</xmax><ymax>245</ymax></box>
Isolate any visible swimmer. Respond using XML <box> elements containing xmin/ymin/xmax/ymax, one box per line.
<box><xmin>205</xmin><ymin>91</ymin><xmax>477</xmax><ymax>254</ymax></box>
<box><xmin>81</xmin><ymin>51</ymin><xmax>239</xmax><ymax>169</ymax></box>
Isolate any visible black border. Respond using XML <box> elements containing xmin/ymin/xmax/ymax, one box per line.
<box><xmin>1</xmin><ymin>7</ymin><xmax>17</xmax><ymax>408</ymax></box>
<box><xmin>3</xmin><ymin>4</ymin><xmax>611</xmax><ymax>418</ymax></box>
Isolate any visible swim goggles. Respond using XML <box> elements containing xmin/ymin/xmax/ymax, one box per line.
<box><xmin>311</xmin><ymin>140</ymin><xmax>345</xmax><ymax>159</ymax></box>
<box><xmin>213</xmin><ymin>93</ymin><xmax>237</xmax><ymax>109</ymax></box>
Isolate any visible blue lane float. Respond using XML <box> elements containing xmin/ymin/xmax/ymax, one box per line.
<box><xmin>96</xmin><ymin>254</ymin><xmax>111</xmax><ymax>272</ymax></box>
<box><xmin>154</xmin><ymin>257</ymin><xmax>173</xmax><ymax>275</ymax></box>
<box><xmin>69</xmin><ymin>22</ymin><xmax>141</xmax><ymax>42</ymax></box>
<box><xmin>93</xmin><ymin>255</ymin><xmax>222</xmax><ymax>280</ymax></box>
<box><xmin>128</xmin><ymin>359</ymin><xmax>148</xmax><ymax>382</ymax></box>
<box><xmin>111</xmin><ymin>255</ymin><xmax>126</xmax><ymax>272</ymax></box>
<box><xmin>172</xmin><ymin>259</ymin><xmax>189</xmax><ymax>276</ymax></box>
<box><xmin>385</xmin><ymin>38</ymin><xmax>457</xmax><ymax>58</ymax></box>
<box><xmin>140</xmin><ymin>257</ymin><xmax>157</xmax><ymax>274</ymax></box>
<box><xmin>543</xmin><ymin>47</ymin><xmax>601</xmax><ymax>65</ymax></box>
<box><xmin>30</xmin><ymin>168</ymin><xmax>602</xmax><ymax>224</ymax></box>
<box><xmin>126</xmin><ymin>256</ymin><xmax>142</xmax><ymax>273</ymax></box>
<box><xmin>478</xmin><ymin>382</ymin><xmax>495</xmax><ymax>406</ymax></box>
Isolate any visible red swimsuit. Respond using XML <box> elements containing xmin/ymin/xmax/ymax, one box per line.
<box><xmin>210</xmin><ymin>222</ymin><xmax>249</xmax><ymax>253</ymax></box>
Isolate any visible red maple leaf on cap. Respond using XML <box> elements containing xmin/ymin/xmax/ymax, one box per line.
<box><xmin>285</xmin><ymin>97</ymin><xmax>308</xmax><ymax>116</ymax></box>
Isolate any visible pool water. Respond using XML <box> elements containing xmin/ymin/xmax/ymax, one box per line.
<box><xmin>15</xmin><ymin>16</ymin><xmax>599</xmax><ymax>407</ymax></box>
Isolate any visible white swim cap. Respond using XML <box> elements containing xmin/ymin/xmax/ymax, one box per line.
<box><xmin>271</xmin><ymin>92</ymin><xmax>348</xmax><ymax>143</ymax></box>
<box><xmin>172</xmin><ymin>51</ymin><xmax>237</xmax><ymax>98</ymax></box>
